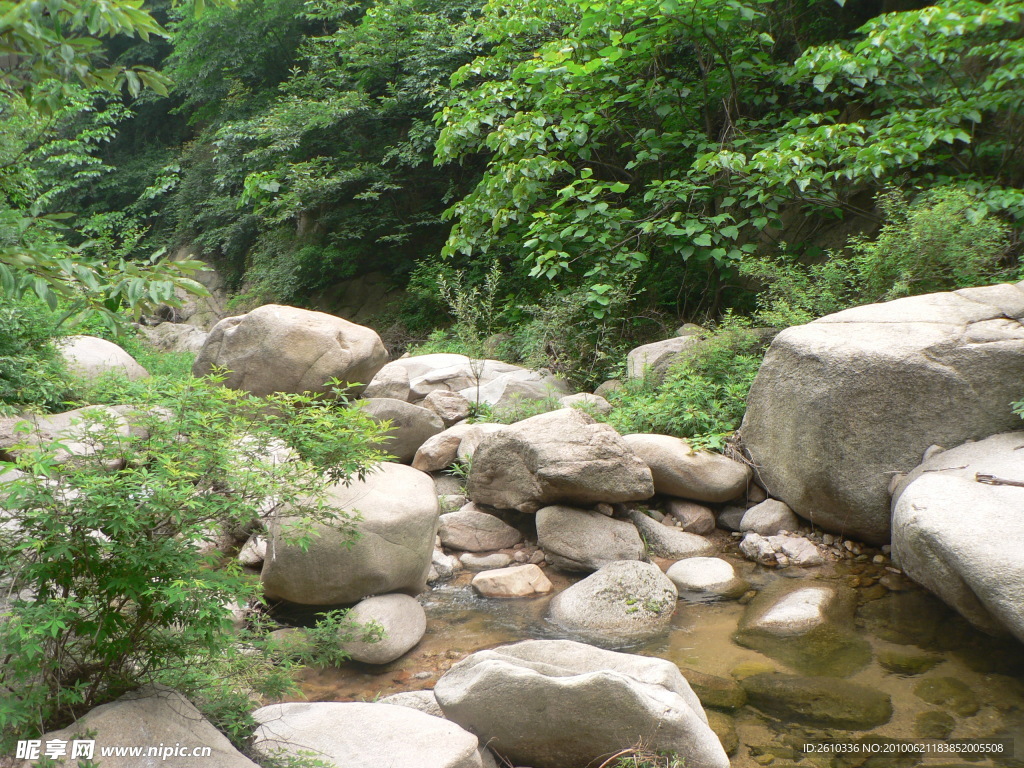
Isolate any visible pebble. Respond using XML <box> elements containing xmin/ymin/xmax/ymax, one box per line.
<box><xmin>872</xmin><ymin>554</ymin><xmax>886</xmax><ymax>564</ymax></box>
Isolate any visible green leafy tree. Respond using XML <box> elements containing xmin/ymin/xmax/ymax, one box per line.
<box><xmin>0</xmin><ymin>375</ymin><xmax>391</xmax><ymax>743</ymax></box>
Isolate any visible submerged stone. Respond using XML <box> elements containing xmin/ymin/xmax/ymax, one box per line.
<box><xmin>741</xmin><ymin>673</ymin><xmax>893</xmax><ymax>729</ymax></box>
<box><xmin>913</xmin><ymin>677</ymin><xmax>980</xmax><ymax>717</ymax></box>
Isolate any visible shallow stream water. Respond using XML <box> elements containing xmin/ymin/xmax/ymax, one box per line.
<box><xmin>279</xmin><ymin>546</ymin><xmax>1024</xmax><ymax>768</ymax></box>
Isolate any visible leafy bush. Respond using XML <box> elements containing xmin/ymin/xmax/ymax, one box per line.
<box><xmin>0</xmin><ymin>375</ymin><xmax>390</xmax><ymax>745</ymax></box>
<box><xmin>745</xmin><ymin>187</ymin><xmax>1016</xmax><ymax>327</ymax></box>
<box><xmin>0</xmin><ymin>296</ymin><xmax>72</xmax><ymax>414</ymax></box>
<box><xmin>606</xmin><ymin>318</ymin><xmax>768</xmax><ymax>450</ymax></box>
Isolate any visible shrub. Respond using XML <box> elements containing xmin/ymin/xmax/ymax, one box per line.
<box><xmin>0</xmin><ymin>296</ymin><xmax>72</xmax><ymax>414</ymax></box>
<box><xmin>0</xmin><ymin>375</ymin><xmax>391</xmax><ymax>746</ymax></box>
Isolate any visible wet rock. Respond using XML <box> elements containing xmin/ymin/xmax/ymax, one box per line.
<box><xmin>915</xmin><ymin>710</ymin><xmax>956</xmax><ymax>740</ymax></box>
<box><xmin>628</xmin><ymin>509</ymin><xmax>716</xmax><ymax>559</ymax></box>
<box><xmin>341</xmin><ymin>593</ymin><xmax>426</xmax><ymax>665</ymax></box>
<box><xmin>741</xmin><ymin>673</ymin><xmax>893</xmax><ymax>729</ymax></box>
<box><xmin>858</xmin><ymin>590</ymin><xmax>947</xmax><ymax>647</ymax></box>
<box><xmin>914</xmin><ymin>677</ymin><xmax>980</xmax><ymax>717</ymax></box>
<box><xmin>194</xmin><ymin>304</ymin><xmax>387</xmax><ymax>397</ymax></box>
<box><xmin>434</xmin><ymin>639</ymin><xmax>729</xmax><ymax>768</ymax></box>
<box><xmin>548</xmin><ymin>561</ymin><xmax>677</xmax><ymax>646</ymax></box>
<box><xmin>460</xmin><ymin>552</ymin><xmax>513</xmax><ymax>570</ymax></box>
<box><xmin>422</xmin><ymin>389</ymin><xmax>471</xmax><ymax>427</ymax></box>
<box><xmin>667</xmin><ymin>557</ymin><xmax>748</xmax><ymax>600</ymax></box>
<box><xmin>438</xmin><ymin>509</ymin><xmax>522</xmax><ymax>552</ymax></box>
<box><xmin>536</xmin><ymin>505</ymin><xmax>645</xmax><ymax>573</ymax></box>
<box><xmin>706</xmin><ymin>711</ymin><xmax>738</xmax><ymax>756</ymax></box>
<box><xmin>735</xmin><ymin>582</ymin><xmax>871</xmax><ymax>677</ymax></box>
<box><xmin>379</xmin><ymin>690</ymin><xmax>444</xmax><ymax>718</ymax></box>
<box><xmin>430</xmin><ymin>550</ymin><xmax>462</xmax><ymax>582</ymax></box>
<box><xmin>252</xmin><ymin>702</ymin><xmax>491</xmax><ymax>768</ymax></box>
<box><xmin>739</xmin><ymin>532</ymin><xmax>823</xmax><ymax>567</ymax></box>
<box><xmin>666</xmin><ymin>499</ymin><xmax>716</xmax><ymax>535</ymax></box>
<box><xmin>739</xmin><ymin>499</ymin><xmax>801</xmax><ymax>536</ymax></box>
<box><xmin>469</xmin><ymin>410</ymin><xmax>654</xmax><ymax>513</ymax></box>
<box><xmin>472</xmin><ymin>564</ymin><xmax>553</xmax><ymax>598</ymax></box>
<box><xmin>740</xmin><ymin>281</ymin><xmax>1024</xmax><ymax>544</ymax></box>
<box><xmin>891</xmin><ymin>431</ymin><xmax>1024</xmax><ymax>642</ymax></box>
<box><xmin>261</xmin><ymin>463</ymin><xmax>438</xmax><ymax>605</ymax></box>
<box><xmin>877</xmin><ymin>648</ymin><xmax>942</xmax><ymax>676</ymax></box>
<box><xmin>359</xmin><ymin>398</ymin><xmax>445</xmax><ymax>464</ymax></box>
<box><xmin>59</xmin><ymin>335</ymin><xmax>149</xmax><ymax>381</ymax></box>
<box><xmin>622</xmin><ymin>434</ymin><xmax>751</xmax><ymax>502</ymax></box>
<box><xmin>681</xmin><ymin>668</ymin><xmax>747</xmax><ymax>711</ymax></box>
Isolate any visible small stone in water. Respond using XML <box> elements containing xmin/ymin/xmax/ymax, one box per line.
<box><xmin>873</xmin><ymin>554</ymin><xmax>886</xmax><ymax>564</ymax></box>
<box><xmin>822</xmin><ymin>534</ymin><xmax>835</xmax><ymax>546</ymax></box>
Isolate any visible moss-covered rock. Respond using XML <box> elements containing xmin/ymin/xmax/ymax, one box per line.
<box><xmin>682</xmin><ymin>668</ymin><xmax>747</xmax><ymax>711</ymax></box>
<box><xmin>913</xmin><ymin>677</ymin><xmax>979</xmax><ymax>717</ymax></box>
<box><xmin>914</xmin><ymin>710</ymin><xmax>956</xmax><ymax>740</ymax></box>
<box><xmin>741</xmin><ymin>673</ymin><xmax>893</xmax><ymax>729</ymax></box>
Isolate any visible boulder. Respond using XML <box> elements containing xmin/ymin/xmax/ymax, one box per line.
<box><xmin>438</xmin><ymin>508</ymin><xmax>523</xmax><ymax>552</ymax></box>
<box><xmin>667</xmin><ymin>557</ymin><xmax>748</xmax><ymax>600</ymax></box>
<box><xmin>665</xmin><ymin>499</ymin><xmax>716</xmax><ymax>534</ymax></box>
<box><xmin>58</xmin><ymin>335</ymin><xmax>149</xmax><ymax>382</ymax></box>
<box><xmin>137</xmin><ymin>322</ymin><xmax>209</xmax><ymax>354</ymax></box>
<box><xmin>536</xmin><ymin>505</ymin><xmax>645</xmax><ymax>572</ymax></box>
<box><xmin>423</xmin><ymin>389</ymin><xmax>471</xmax><ymax>426</ymax></box>
<box><xmin>622</xmin><ymin>434</ymin><xmax>751</xmax><ymax>502</ymax></box>
<box><xmin>626</xmin><ymin>335</ymin><xmax>701</xmax><ymax>382</ymax></box>
<box><xmin>468</xmin><ymin>409</ymin><xmax>654</xmax><ymax>513</ymax></box>
<box><xmin>457</xmin><ymin>370</ymin><xmax>571</xmax><ymax>416</ymax></box>
<box><xmin>472</xmin><ymin>564</ymin><xmax>553</xmax><ymax>598</ymax></box>
<box><xmin>455</xmin><ymin>423</ymin><xmax>506</xmax><ymax>463</ymax></box>
<box><xmin>379</xmin><ymin>690</ymin><xmax>445</xmax><ymax>718</ymax></box>
<box><xmin>628</xmin><ymin>509</ymin><xmax>716</xmax><ymax>559</ymax></box>
<box><xmin>558</xmin><ymin>392</ymin><xmax>612</xmax><ymax>415</ymax></box>
<box><xmin>739</xmin><ymin>499</ymin><xmax>802</xmax><ymax>536</ymax></box>
<box><xmin>261</xmin><ymin>463</ymin><xmax>438</xmax><ymax>605</ymax></box>
<box><xmin>548</xmin><ymin>560</ymin><xmax>677</xmax><ymax>645</ymax></box>
<box><xmin>739</xmin><ymin>532</ymin><xmax>824</xmax><ymax>568</ymax></box>
<box><xmin>891</xmin><ymin>431</ymin><xmax>1024</xmax><ymax>641</ymax></box>
<box><xmin>740</xmin><ymin>673</ymin><xmax>893</xmax><ymax>729</ymax></box>
<box><xmin>593</xmin><ymin>379</ymin><xmax>623</xmax><ymax>398</ymax></box>
<box><xmin>380</xmin><ymin>355</ymin><xmax>568</xmax><ymax>406</ymax></box>
<box><xmin>412</xmin><ymin>423</ymin><xmax>475</xmax><ymax>472</ymax></box>
<box><xmin>434</xmin><ymin>639</ymin><xmax>729</xmax><ymax>768</ymax></box>
<box><xmin>238</xmin><ymin>534</ymin><xmax>267</xmax><ymax>567</ymax></box>
<box><xmin>681</xmin><ymin>668</ymin><xmax>747</xmax><ymax>711</ymax></box>
<box><xmin>28</xmin><ymin>686</ymin><xmax>258</xmax><ymax>768</ymax></box>
<box><xmin>740</xmin><ymin>281</ymin><xmax>1024</xmax><ymax>543</ymax></box>
<box><xmin>0</xmin><ymin>405</ymin><xmax>131</xmax><ymax>464</ymax></box>
<box><xmin>734</xmin><ymin>582</ymin><xmax>870</xmax><ymax>677</ymax></box>
<box><xmin>342</xmin><ymin>593</ymin><xmax>426</xmax><ymax>664</ymax></box>
<box><xmin>193</xmin><ymin>304</ymin><xmax>387</xmax><ymax>397</ymax></box>
<box><xmin>359</xmin><ymin>398</ymin><xmax>445</xmax><ymax>463</ymax></box>
<box><xmin>364</xmin><ymin>362</ymin><xmax>412</xmax><ymax>400</ymax></box>
<box><xmin>252</xmin><ymin>702</ymin><xmax>490</xmax><ymax>768</ymax></box>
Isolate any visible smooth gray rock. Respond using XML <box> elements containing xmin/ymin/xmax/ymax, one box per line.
<box><xmin>622</xmin><ymin>434</ymin><xmax>751</xmax><ymax>502</ymax></box>
<box><xmin>412</xmin><ymin>423</ymin><xmax>475</xmax><ymax>472</ymax></box>
<box><xmin>193</xmin><ymin>304</ymin><xmax>387</xmax><ymax>397</ymax></box>
<box><xmin>0</xmin><ymin>405</ymin><xmax>131</xmax><ymax>464</ymax></box>
<box><xmin>252</xmin><ymin>702</ymin><xmax>489</xmax><ymax>768</ymax></box>
<box><xmin>667</xmin><ymin>557</ymin><xmax>748</xmax><ymax>600</ymax></box>
<box><xmin>472</xmin><ymin>564</ymin><xmax>553</xmax><ymax>598</ymax></box>
<box><xmin>891</xmin><ymin>431</ymin><xmax>1024</xmax><ymax>641</ymax></box>
<box><xmin>626</xmin><ymin>335</ymin><xmax>701</xmax><ymax>382</ymax></box>
<box><xmin>261</xmin><ymin>463</ymin><xmax>438</xmax><ymax>605</ymax></box>
<box><xmin>536</xmin><ymin>505</ymin><xmax>645</xmax><ymax>572</ymax></box>
<box><xmin>548</xmin><ymin>560</ymin><xmax>677</xmax><ymax>645</ymax></box>
<box><xmin>342</xmin><ymin>593</ymin><xmax>426</xmax><ymax>664</ymax></box>
<box><xmin>359</xmin><ymin>398</ymin><xmax>445</xmax><ymax>464</ymax></box>
<box><xmin>628</xmin><ymin>509</ymin><xmax>716</xmax><ymax>559</ymax></box>
<box><xmin>665</xmin><ymin>499</ymin><xmax>716</xmax><ymax>534</ymax></box>
<box><xmin>33</xmin><ymin>686</ymin><xmax>258</xmax><ymax>768</ymax></box>
<box><xmin>439</xmin><ymin>508</ymin><xmax>523</xmax><ymax>552</ymax></box>
<box><xmin>455</xmin><ymin>423</ymin><xmax>507</xmax><ymax>463</ymax></box>
<box><xmin>364</xmin><ymin>361</ymin><xmax>412</xmax><ymax>400</ymax></box>
<box><xmin>138</xmin><ymin>322</ymin><xmax>209</xmax><ymax>353</ymax></box>
<box><xmin>460</xmin><ymin>552</ymin><xmax>513</xmax><ymax>570</ymax></box>
<box><xmin>468</xmin><ymin>409</ymin><xmax>654</xmax><ymax>513</ymax></box>
<box><xmin>423</xmin><ymin>389</ymin><xmax>471</xmax><ymax>426</ymax></box>
<box><xmin>739</xmin><ymin>499</ymin><xmax>802</xmax><ymax>536</ymax></box>
<box><xmin>434</xmin><ymin>639</ymin><xmax>729</xmax><ymax>768</ymax></box>
<box><xmin>558</xmin><ymin>392</ymin><xmax>612</xmax><ymax>415</ymax></box>
<box><xmin>59</xmin><ymin>335</ymin><xmax>149</xmax><ymax>381</ymax></box>
<box><xmin>740</xmin><ymin>281</ymin><xmax>1024</xmax><ymax>543</ymax></box>
<box><xmin>379</xmin><ymin>690</ymin><xmax>445</xmax><ymax>718</ymax></box>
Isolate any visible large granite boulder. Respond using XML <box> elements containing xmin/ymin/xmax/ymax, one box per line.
<box><xmin>341</xmin><ymin>593</ymin><xmax>426</xmax><ymax>664</ymax></box>
<box><xmin>252</xmin><ymin>702</ymin><xmax>493</xmax><ymax>768</ymax></box>
<box><xmin>626</xmin><ymin>335</ymin><xmax>701</xmax><ymax>382</ymax></box>
<box><xmin>58</xmin><ymin>335</ymin><xmax>149</xmax><ymax>381</ymax></box>
<box><xmin>622</xmin><ymin>434</ymin><xmax>751</xmax><ymax>502</ymax></box>
<box><xmin>261</xmin><ymin>463</ymin><xmax>438</xmax><ymax>605</ymax></box>
<box><xmin>23</xmin><ymin>686</ymin><xmax>258</xmax><ymax>768</ymax></box>
<box><xmin>358</xmin><ymin>398</ymin><xmax>444</xmax><ymax>463</ymax></box>
<box><xmin>741</xmin><ymin>281</ymin><xmax>1024</xmax><ymax>543</ymax></box>
<box><xmin>536</xmin><ymin>505</ymin><xmax>646</xmax><ymax>572</ymax></box>
<box><xmin>193</xmin><ymin>304</ymin><xmax>387</xmax><ymax>397</ymax></box>
<box><xmin>468</xmin><ymin>409</ymin><xmax>654</xmax><ymax>513</ymax></box>
<box><xmin>548</xmin><ymin>560</ymin><xmax>677</xmax><ymax>645</ymax></box>
<box><xmin>433</xmin><ymin>639</ymin><xmax>729</xmax><ymax>768</ymax></box>
<box><xmin>891</xmin><ymin>431</ymin><xmax>1024</xmax><ymax>641</ymax></box>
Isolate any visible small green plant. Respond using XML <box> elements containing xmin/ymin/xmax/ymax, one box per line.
<box><xmin>599</xmin><ymin>746</ymin><xmax>687</xmax><ymax>768</ymax></box>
